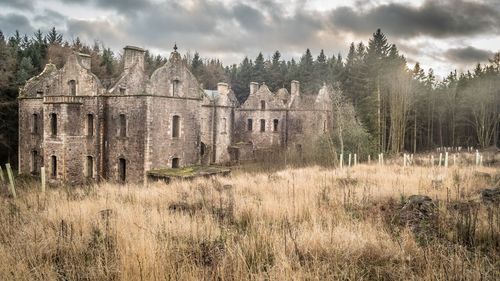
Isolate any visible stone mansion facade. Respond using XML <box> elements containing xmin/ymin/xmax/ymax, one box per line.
<box><xmin>18</xmin><ymin>46</ymin><xmax>333</xmax><ymax>184</ymax></box>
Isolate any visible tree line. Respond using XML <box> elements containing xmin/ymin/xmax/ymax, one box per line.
<box><xmin>0</xmin><ymin>27</ymin><xmax>498</xmax><ymax>165</ymax></box>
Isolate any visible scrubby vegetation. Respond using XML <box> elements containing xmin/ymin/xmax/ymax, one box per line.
<box><xmin>0</xmin><ymin>161</ymin><xmax>498</xmax><ymax>280</ymax></box>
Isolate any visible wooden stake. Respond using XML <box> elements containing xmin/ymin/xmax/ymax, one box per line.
<box><xmin>368</xmin><ymin>155</ymin><xmax>371</xmax><ymax>164</ymax></box>
<box><xmin>348</xmin><ymin>154</ymin><xmax>352</xmax><ymax>167</ymax></box>
<box><xmin>439</xmin><ymin>153</ymin><xmax>442</xmax><ymax>167</ymax></box>
<box><xmin>5</xmin><ymin>164</ymin><xmax>16</xmax><ymax>199</ymax></box>
<box><xmin>354</xmin><ymin>154</ymin><xmax>357</xmax><ymax>166</ymax></box>
<box><xmin>339</xmin><ymin>154</ymin><xmax>343</xmax><ymax>169</ymax></box>
<box><xmin>445</xmin><ymin>152</ymin><xmax>448</xmax><ymax>168</ymax></box>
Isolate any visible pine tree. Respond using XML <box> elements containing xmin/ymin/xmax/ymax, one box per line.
<box><xmin>15</xmin><ymin>56</ymin><xmax>35</xmax><ymax>85</ymax></box>
<box><xmin>253</xmin><ymin>52</ymin><xmax>267</xmax><ymax>84</ymax></box>
<box><xmin>299</xmin><ymin>48</ymin><xmax>314</xmax><ymax>93</ymax></box>
<box><xmin>46</xmin><ymin>27</ymin><xmax>63</xmax><ymax>45</ymax></box>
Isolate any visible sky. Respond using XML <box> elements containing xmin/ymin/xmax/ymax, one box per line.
<box><xmin>1</xmin><ymin>0</ymin><xmax>500</xmax><ymax>79</ymax></box>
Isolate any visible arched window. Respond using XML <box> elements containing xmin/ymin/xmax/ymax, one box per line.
<box><xmin>260</xmin><ymin>100</ymin><xmax>266</xmax><ymax>110</ymax></box>
<box><xmin>260</xmin><ymin>119</ymin><xmax>266</xmax><ymax>132</ymax></box>
<box><xmin>273</xmin><ymin>119</ymin><xmax>279</xmax><ymax>132</ymax></box>
<box><xmin>172</xmin><ymin>115</ymin><xmax>180</xmax><ymax>138</ymax></box>
<box><xmin>247</xmin><ymin>119</ymin><xmax>253</xmax><ymax>131</ymax></box>
<box><xmin>87</xmin><ymin>114</ymin><xmax>94</xmax><ymax>137</ymax></box>
<box><xmin>50</xmin><ymin>113</ymin><xmax>57</xmax><ymax>136</ymax></box>
<box><xmin>119</xmin><ymin>158</ymin><xmax>126</xmax><ymax>182</ymax></box>
<box><xmin>171</xmin><ymin>79</ymin><xmax>180</xmax><ymax>96</ymax></box>
<box><xmin>51</xmin><ymin>155</ymin><xmax>57</xmax><ymax>178</ymax></box>
<box><xmin>86</xmin><ymin>156</ymin><xmax>93</xmax><ymax>178</ymax></box>
<box><xmin>172</xmin><ymin>157</ymin><xmax>180</xmax><ymax>168</ymax></box>
<box><xmin>68</xmin><ymin>80</ymin><xmax>76</xmax><ymax>95</ymax></box>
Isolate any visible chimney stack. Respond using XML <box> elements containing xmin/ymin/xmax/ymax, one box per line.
<box><xmin>291</xmin><ymin>80</ymin><xmax>300</xmax><ymax>96</ymax></box>
<box><xmin>123</xmin><ymin>45</ymin><xmax>145</xmax><ymax>70</ymax></box>
<box><xmin>250</xmin><ymin>82</ymin><xmax>259</xmax><ymax>95</ymax></box>
<box><xmin>217</xmin><ymin>82</ymin><xmax>229</xmax><ymax>94</ymax></box>
<box><xmin>78</xmin><ymin>53</ymin><xmax>91</xmax><ymax>70</ymax></box>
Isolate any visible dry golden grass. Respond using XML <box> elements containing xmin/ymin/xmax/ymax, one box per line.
<box><xmin>0</xmin><ymin>164</ymin><xmax>499</xmax><ymax>280</ymax></box>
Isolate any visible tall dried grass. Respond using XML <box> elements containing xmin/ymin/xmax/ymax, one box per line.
<box><xmin>0</xmin><ymin>164</ymin><xmax>498</xmax><ymax>280</ymax></box>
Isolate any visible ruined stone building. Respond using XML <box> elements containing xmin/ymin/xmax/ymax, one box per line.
<box><xmin>18</xmin><ymin>46</ymin><xmax>332</xmax><ymax>184</ymax></box>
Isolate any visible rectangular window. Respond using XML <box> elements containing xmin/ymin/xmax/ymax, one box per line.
<box><xmin>260</xmin><ymin>119</ymin><xmax>265</xmax><ymax>132</ymax></box>
<box><xmin>119</xmin><ymin>158</ymin><xmax>126</xmax><ymax>182</ymax></box>
<box><xmin>32</xmin><ymin>113</ymin><xmax>39</xmax><ymax>134</ymax></box>
<box><xmin>221</xmin><ymin>117</ymin><xmax>227</xmax><ymax>134</ymax></box>
<box><xmin>87</xmin><ymin>114</ymin><xmax>94</xmax><ymax>137</ymax></box>
<box><xmin>119</xmin><ymin>87</ymin><xmax>126</xmax><ymax>95</ymax></box>
<box><xmin>273</xmin><ymin>119</ymin><xmax>279</xmax><ymax>132</ymax></box>
<box><xmin>50</xmin><ymin>113</ymin><xmax>57</xmax><ymax>136</ymax></box>
<box><xmin>31</xmin><ymin>150</ymin><xmax>38</xmax><ymax>174</ymax></box>
<box><xmin>86</xmin><ymin>156</ymin><xmax>93</xmax><ymax>178</ymax></box>
<box><xmin>247</xmin><ymin>119</ymin><xmax>253</xmax><ymax>131</ymax></box>
<box><xmin>51</xmin><ymin>155</ymin><xmax>57</xmax><ymax>179</ymax></box>
<box><xmin>119</xmin><ymin>114</ymin><xmax>126</xmax><ymax>137</ymax></box>
<box><xmin>172</xmin><ymin>115</ymin><xmax>180</xmax><ymax>138</ymax></box>
<box><xmin>260</xmin><ymin>100</ymin><xmax>266</xmax><ymax>110</ymax></box>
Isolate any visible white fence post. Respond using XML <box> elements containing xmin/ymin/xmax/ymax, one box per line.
<box><xmin>41</xmin><ymin>166</ymin><xmax>46</xmax><ymax>193</ymax></box>
<box><xmin>5</xmin><ymin>164</ymin><xmax>16</xmax><ymax>199</ymax></box>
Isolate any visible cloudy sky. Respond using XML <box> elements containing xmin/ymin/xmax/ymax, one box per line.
<box><xmin>1</xmin><ymin>0</ymin><xmax>500</xmax><ymax>78</ymax></box>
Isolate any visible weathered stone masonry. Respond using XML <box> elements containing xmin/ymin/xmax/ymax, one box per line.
<box><xmin>18</xmin><ymin>46</ymin><xmax>333</xmax><ymax>184</ymax></box>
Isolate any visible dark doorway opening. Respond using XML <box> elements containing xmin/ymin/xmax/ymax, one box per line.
<box><xmin>172</xmin><ymin>157</ymin><xmax>180</xmax><ymax>168</ymax></box>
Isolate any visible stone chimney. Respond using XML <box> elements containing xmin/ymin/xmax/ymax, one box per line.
<box><xmin>291</xmin><ymin>80</ymin><xmax>300</xmax><ymax>96</ymax></box>
<box><xmin>217</xmin><ymin>82</ymin><xmax>229</xmax><ymax>94</ymax></box>
<box><xmin>250</xmin><ymin>82</ymin><xmax>259</xmax><ymax>95</ymax></box>
<box><xmin>78</xmin><ymin>53</ymin><xmax>91</xmax><ymax>70</ymax></box>
<box><xmin>124</xmin><ymin>45</ymin><xmax>145</xmax><ymax>70</ymax></box>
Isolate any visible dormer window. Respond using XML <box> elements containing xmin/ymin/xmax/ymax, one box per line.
<box><xmin>119</xmin><ymin>87</ymin><xmax>126</xmax><ymax>95</ymax></box>
<box><xmin>260</xmin><ymin>100</ymin><xmax>266</xmax><ymax>110</ymax></box>
<box><xmin>36</xmin><ymin>90</ymin><xmax>43</xmax><ymax>97</ymax></box>
<box><xmin>68</xmin><ymin>80</ymin><xmax>76</xmax><ymax>95</ymax></box>
<box><xmin>171</xmin><ymin>79</ymin><xmax>180</xmax><ymax>96</ymax></box>
<box><xmin>282</xmin><ymin>99</ymin><xmax>287</xmax><ymax>105</ymax></box>
<box><xmin>46</xmin><ymin>85</ymin><xmax>50</xmax><ymax>95</ymax></box>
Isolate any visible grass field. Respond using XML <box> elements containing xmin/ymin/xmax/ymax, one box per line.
<box><xmin>0</xmin><ymin>162</ymin><xmax>499</xmax><ymax>280</ymax></box>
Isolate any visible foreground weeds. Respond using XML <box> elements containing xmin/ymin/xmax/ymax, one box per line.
<box><xmin>0</xmin><ymin>165</ymin><xmax>498</xmax><ymax>280</ymax></box>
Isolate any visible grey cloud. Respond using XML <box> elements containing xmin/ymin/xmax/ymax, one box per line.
<box><xmin>330</xmin><ymin>0</ymin><xmax>500</xmax><ymax>38</ymax></box>
<box><xmin>33</xmin><ymin>9</ymin><xmax>67</xmax><ymax>28</ymax></box>
<box><xmin>444</xmin><ymin>46</ymin><xmax>494</xmax><ymax>64</ymax></box>
<box><xmin>0</xmin><ymin>0</ymin><xmax>33</xmax><ymax>10</ymax></box>
<box><xmin>0</xmin><ymin>13</ymin><xmax>33</xmax><ymax>36</ymax></box>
